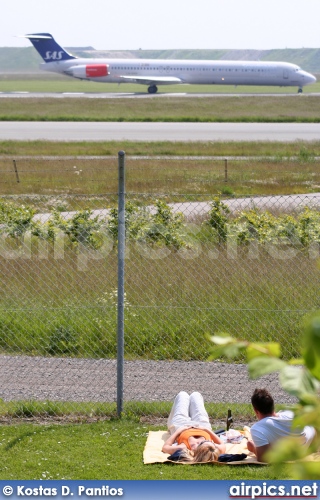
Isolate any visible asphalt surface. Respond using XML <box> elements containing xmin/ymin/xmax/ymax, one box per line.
<box><xmin>1</xmin><ymin>92</ymin><xmax>319</xmax><ymax>99</ymax></box>
<box><xmin>31</xmin><ymin>193</ymin><xmax>320</xmax><ymax>226</ymax></box>
<box><xmin>1</xmin><ymin>122</ymin><xmax>320</xmax><ymax>142</ymax></box>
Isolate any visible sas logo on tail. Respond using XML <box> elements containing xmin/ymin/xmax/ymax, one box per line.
<box><xmin>45</xmin><ymin>51</ymin><xmax>64</xmax><ymax>60</ymax></box>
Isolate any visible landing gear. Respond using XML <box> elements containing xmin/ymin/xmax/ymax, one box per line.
<box><xmin>298</xmin><ymin>87</ymin><xmax>303</xmax><ymax>93</ymax></box>
<box><xmin>148</xmin><ymin>85</ymin><xmax>158</xmax><ymax>94</ymax></box>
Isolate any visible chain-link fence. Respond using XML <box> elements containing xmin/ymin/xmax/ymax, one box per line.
<box><xmin>0</xmin><ymin>154</ymin><xmax>320</xmax><ymax>422</ymax></box>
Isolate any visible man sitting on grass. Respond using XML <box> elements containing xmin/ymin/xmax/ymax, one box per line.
<box><xmin>247</xmin><ymin>388</ymin><xmax>316</xmax><ymax>462</ymax></box>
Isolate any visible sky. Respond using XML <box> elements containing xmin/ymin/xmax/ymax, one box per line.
<box><xmin>1</xmin><ymin>0</ymin><xmax>320</xmax><ymax>51</ymax></box>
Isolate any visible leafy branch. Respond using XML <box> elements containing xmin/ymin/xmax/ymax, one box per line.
<box><xmin>209</xmin><ymin>313</ymin><xmax>320</xmax><ymax>478</ymax></box>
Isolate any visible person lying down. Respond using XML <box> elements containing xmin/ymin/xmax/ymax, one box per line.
<box><xmin>162</xmin><ymin>391</ymin><xmax>226</xmax><ymax>463</ymax></box>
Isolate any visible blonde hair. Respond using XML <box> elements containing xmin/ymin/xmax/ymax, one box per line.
<box><xmin>179</xmin><ymin>442</ymin><xmax>220</xmax><ymax>464</ymax></box>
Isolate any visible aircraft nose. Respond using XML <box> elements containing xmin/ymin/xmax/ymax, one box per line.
<box><xmin>310</xmin><ymin>74</ymin><xmax>317</xmax><ymax>83</ymax></box>
<box><xmin>305</xmin><ymin>71</ymin><xmax>317</xmax><ymax>84</ymax></box>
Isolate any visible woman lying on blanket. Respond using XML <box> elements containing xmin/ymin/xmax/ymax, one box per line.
<box><xmin>162</xmin><ymin>391</ymin><xmax>226</xmax><ymax>463</ymax></box>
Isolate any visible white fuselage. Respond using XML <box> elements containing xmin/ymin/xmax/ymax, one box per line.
<box><xmin>40</xmin><ymin>58</ymin><xmax>316</xmax><ymax>89</ymax></box>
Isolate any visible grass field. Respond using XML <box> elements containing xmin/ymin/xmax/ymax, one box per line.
<box><xmin>1</xmin><ymin>142</ymin><xmax>320</xmax><ymax>198</ymax></box>
<box><xmin>4</xmin><ymin>395</ymin><xmax>293</xmax><ymax>480</ymax></box>
<box><xmin>2</xmin><ymin>139</ymin><xmax>320</xmax><ymax>156</ymax></box>
<box><xmin>0</xmin><ymin>245</ymin><xmax>314</xmax><ymax>360</ymax></box>
<box><xmin>1</xmin><ymin>95</ymin><xmax>320</xmax><ymax>122</ymax></box>
<box><xmin>0</xmin><ymin>141</ymin><xmax>319</xmax><ymax>363</ymax></box>
<box><xmin>1</xmin><ymin>74</ymin><xmax>320</xmax><ymax>122</ymax></box>
<box><xmin>0</xmin><ymin>419</ymin><xmax>294</xmax><ymax>480</ymax></box>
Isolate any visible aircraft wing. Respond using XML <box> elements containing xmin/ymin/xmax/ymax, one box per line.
<box><xmin>118</xmin><ymin>75</ymin><xmax>183</xmax><ymax>85</ymax></box>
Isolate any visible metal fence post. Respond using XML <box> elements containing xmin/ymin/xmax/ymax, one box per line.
<box><xmin>117</xmin><ymin>150</ymin><xmax>126</xmax><ymax>417</ymax></box>
<box><xmin>13</xmin><ymin>159</ymin><xmax>20</xmax><ymax>183</ymax></box>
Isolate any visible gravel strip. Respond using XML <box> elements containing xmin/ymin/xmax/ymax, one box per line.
<box><xmin>0</xmin><ymin>354</ymin><xmax>296</xmax><ymax>404</ymax></box>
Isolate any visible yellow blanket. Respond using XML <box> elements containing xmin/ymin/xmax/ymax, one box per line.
<box><xmin>143</xmin><ymin>429</ymin><xmax>320</xmax><ymax>465</ymax></box>
<box><xmin>143</xmin><ymin>429</ymin><xmax>263</xmax><ymax>465</ymax></box>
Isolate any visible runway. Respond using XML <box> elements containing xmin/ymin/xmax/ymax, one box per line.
<box><xmin>1</xmin><ymin>121</ymin><xmax>320</xmax><ymax>142</ymax></box>
<box><xmin>1</xmin><ymin>91</ymin><xmax>317</xmax><ymax>99</ymax></box>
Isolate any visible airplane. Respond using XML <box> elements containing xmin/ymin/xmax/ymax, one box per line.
<box><xmin>23</xmin><ymin>33</ymin><xmax>316</xmax><ymax>94</ymax></box>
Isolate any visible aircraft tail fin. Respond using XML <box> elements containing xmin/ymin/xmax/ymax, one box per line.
<box><xmin>23</xmin><ymin>33</ymin><xmax>76</xmax><ymax>62</ymax></box>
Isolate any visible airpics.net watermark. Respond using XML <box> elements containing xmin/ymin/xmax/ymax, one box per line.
<box><xmin>229</xmin><ymin>481</ymin><xmax>318</xmax><ymax>499</ymax></box>
<box><xmin>0</xmin><ymin>227</ymin><xmax>319</xmax><ymax>271</ymax></box>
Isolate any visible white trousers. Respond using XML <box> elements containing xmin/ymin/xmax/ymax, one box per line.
<box><xmin>167</xmin><ymin>391</ymin><xmax>212</xmax><ymax>434</ymax></box>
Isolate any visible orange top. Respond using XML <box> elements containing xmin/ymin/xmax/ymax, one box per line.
<box><xmin>177</xmin><ymin>428</ymin><xmax>212</xmax><ymax>450</ymax></box>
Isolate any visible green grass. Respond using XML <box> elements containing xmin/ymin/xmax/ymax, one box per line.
<box><xmin>2</xmin><ymin>139</ymin><xmax>320</xmax><ymax>156</ymax></box>
<box><xmin>0</xmin><ymin>419</ymin><xmax>295</xmax><ymax>480</ymax></box>
<box><xmin>0</xmin><ymin>246</ymin><xmax>315</xmax><ymax>361</ymax></box>
<box><xmin>0</xmin><ymin>399</ymin><xmax>293</xmax><ymax>479</ymax></box>
<box><xmin>0</xmin><ymin>400</ymin><xmax>253</xmax><ymax>422</ymax></box>
<box><xmin>0</xmin><ymin>95</ymin><xmax>320</xmax><ymax>122</ymax></box>
<box><xmin>1</xmin><ymin>143</ymin><xmax>320</xmax><ymax>198</ymax></box>
<box><xmin>0</xmin><ymin>75</ymin><xmax>319</xmax><ymax>126</ymax></box>
<box><xmin>0</xmin><ymin>140</ymin><xmax>319</xmax><ymax>362</ymax></box>
<box><xmin>0</xmin><ymin>143</ymin><xmax>318</xmax><ymax>361</ymax></box>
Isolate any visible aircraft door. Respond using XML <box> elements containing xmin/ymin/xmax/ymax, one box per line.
<box><xmin>283</xmin><ymin>69</ymin><xmax>289</xmax><ymax>79</ymax></box>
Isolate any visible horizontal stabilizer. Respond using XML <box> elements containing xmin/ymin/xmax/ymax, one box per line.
<box><xmin>20</xmin><ymin>34</ymin><xmax>52</xmax><ymax>39</ymax></box>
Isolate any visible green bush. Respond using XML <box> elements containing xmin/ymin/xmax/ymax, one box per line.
<box><xmin>47</xmin><ymin>325</ymin><xmax>80</xmax><ymax>355</ymax></box>
<box><xmin>209</xmin><ymin>312</ymin><xmax>320</xmax><ymax>479</ymax></box>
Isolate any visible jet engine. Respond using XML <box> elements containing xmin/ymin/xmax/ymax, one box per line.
<box><xmin>66</xmin><ymin>64</ymin><xmax>109</xmax><ymax>79</ymax></box>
